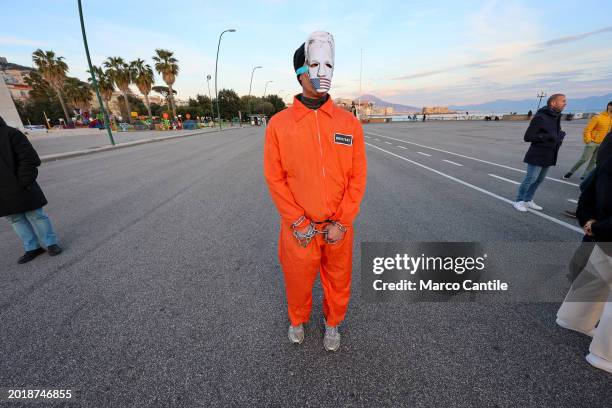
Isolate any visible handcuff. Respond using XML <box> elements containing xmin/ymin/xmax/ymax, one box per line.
<box><xmin>291</xmin><ymin>216</ymin><xmax>347</xmax><ymax>247</ymax></box>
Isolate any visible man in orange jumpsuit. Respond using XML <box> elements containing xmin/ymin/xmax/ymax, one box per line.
<box><xmin>264</xmin><ymin>31</ymin><xmax>367</xmax><ymax>352</ymax></box>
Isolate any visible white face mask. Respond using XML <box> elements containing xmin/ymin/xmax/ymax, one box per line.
<box><xmin>305</xmin><ymin>31</ymin><xmax>335</xmax><ymax>93</ymax></box>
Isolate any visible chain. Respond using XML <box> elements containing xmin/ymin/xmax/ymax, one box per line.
<box><xmin>292</xmin><ymin>219</ymin><xmax>347</xmax><ymax>247</ymax></box>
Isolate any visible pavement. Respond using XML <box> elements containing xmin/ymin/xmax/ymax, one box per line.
<box><xmin>25</xmin><ymin>125</ymin><xmax>235</xmax><ymax>159</ymax></box>
<box><xmin>1</xmin><ymin>120</ymin><xmax>610</xmax><ymax>407</ymax></box>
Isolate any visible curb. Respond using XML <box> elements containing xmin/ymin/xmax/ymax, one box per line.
<box><xmin>40</xmin><ymin>126</ymin><xmax>247</xmax><ymax>163</ymax></box>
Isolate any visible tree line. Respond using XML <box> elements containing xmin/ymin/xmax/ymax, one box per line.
<box><xmin>14</xmin><ymin>49</ymin><xmax>286</xmax><ymax>126</ymax></box>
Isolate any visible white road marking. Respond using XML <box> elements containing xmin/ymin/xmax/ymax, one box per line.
<box><xmin>365</xmin><ymin>131</ymin><xmax>580</xmax><ymax>187</ymax></box>
<box><xmin>567</xmin><ymin>199</ymin><xmax>578</xmax><ymax>204</ymax></box>
<box><xmin>417</xmin><ymin>152</ymin><xmax>431</xmax><ymax>157</ymax></box>
<box><xmin>396</xmin><ymin>146</ymin><xmax>407</xmax><ymax>149</ymax></box>
<box><xmin>489</xmin><ymin>174</ymin><xmax>520</xmax><ymax>185</ymax></box>
<box><xmin>373</xmin><ymin>138</ymin><xmax>380</xmax><ymax>141</ymax></box>
<box><xmin>365</xmin><ymin>142</ymin><xmax>583</xmax><ymax>235</ymax></box>
<box><xmin>443</xmin><ymin>159</ymin><xmax>463</xmax><ymax>167</ymax></box>
<box><xmin>384</xmin><ymin>141</ymin><xmax>392</xmax><ymax>145</ymax></box>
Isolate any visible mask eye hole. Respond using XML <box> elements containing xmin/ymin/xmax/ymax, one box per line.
<box><xmin>326</xmin><ymin>64</ymin><xmax>333</xmax><ymax>69</ymax></box>
<box><xmin>309</xmin><ymin>63</ymin><xmax>319</xmax><ymax>68</ymax></box>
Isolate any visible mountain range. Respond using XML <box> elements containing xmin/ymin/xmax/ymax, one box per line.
<box><xmin>357</xmin><ymin>94</ymin><xmax>420</xmax><ymax>112</ymax></box>
<box><xmin>352</xmin><ymin>93</ymin><xmax>612</xmax><ymax>113</ymax></box>
<box><xmin>450</xmin><ymin>93</ymin><xmax>612</xmax><ymax>113</ymax></box>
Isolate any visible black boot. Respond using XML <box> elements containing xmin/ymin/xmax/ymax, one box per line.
<box><xmin>17</xmin><ymin>248</ymin><xmax>46</xmax><ymax>264</ymax></box>
<box><xmin>47</xmin><ymin>244</ymin><xmax>63</xmax><ymax>257</ymax></box>
<box><xmin>563</xmin><ymin>172</ymin><xmax>572</xmax><ymax>179</ymax></box>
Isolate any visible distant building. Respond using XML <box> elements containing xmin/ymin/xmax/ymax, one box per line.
<box><xmin>334</xmin><ymin>98</ymin><xmax>353</xmax><ymax>109</ymax></box>
<box><xmin>0</xmin><ymin>58</ymin><xmax>34</xmax><ymax>101</ymax></box>
<box><xmin>371</xmin><ymin>106</ymin><xmax>394</xmax><ymax>116</ymax></box>
<box><xmin>174</xmin><ymin>98</ymin><xmax>189</xmax><ymax>107</ymax></box>
<box><xmin>0</xmin><ymin>71</ymin><xmax>24</xmax><ymax>129</ymax></box>
<box><xmin>422</xmin><ymin>106</ymin><xmax>454</xmax><ymax>115</ymax></box>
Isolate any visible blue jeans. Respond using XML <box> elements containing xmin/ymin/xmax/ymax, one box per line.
<box><xmin>7</xmin><ymin>208</ymin><xmax>58</xmax><ymax>251</ymax></box>
<box><xmin>516</xmin><ymin>164</ymin><xmax>550</xmax><ymax>202</ymax></box>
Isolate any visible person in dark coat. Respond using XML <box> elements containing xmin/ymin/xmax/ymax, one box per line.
<box><xmin>513</xmin><ymin>94</ymin><xmax>567</xmax><ymax>212</ymax></box>
<box><xmin>556</xmin><ymin>131</ymin><xmax>612</xmax><ymax>374</ymax></box>
<box><xmin>0</xmin><ymin>116</ymin><xmax>62</xmax><ymax>264</ymax></box>
<box><xmin>576</xmin><ymin>131</ymin><xmax>612</xmax><ymax>245</ymax></box>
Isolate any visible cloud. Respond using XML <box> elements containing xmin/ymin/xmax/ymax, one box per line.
<box><xmin>531</xmin><ymin>26</ymin><xmax>612</xmax><ymax>51</ymax></box>
<box><xmin>391</xmin><ymin>58</ymin><xmax>508</xmax><ymax>80</ymax></box>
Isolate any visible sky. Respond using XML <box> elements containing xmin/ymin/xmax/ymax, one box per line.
<box><xmin>2</xmin><ymin>0</ymin><xmax>612</xmax><ymax>107</ymax></box>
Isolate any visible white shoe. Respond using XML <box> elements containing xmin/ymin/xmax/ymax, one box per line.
<box><xmin>525</xmin><ymin>201</ymin><xmax>543</xmax><ymax>211</ymax></box>
<box><xmin>586</xmin><ymin>353</ymin><xmax>612</xmax><ymax>374</ymax></box>
<box><xmin>323</xmin><ymin>323</ymin><xmax>341</xmax><ymax>352</ymax></box>
<box><xmin>513</xmin><ymin>201</ymin><xmax>527</xmax><ymax>212</ymax></box>
<box><xmin>288</xmin><ymin>324</ymin><xmax>304</xmax><ymax>344</ymax></box>
<box><xmin>556</xmin><ymin>318</ymin><xmax>594</xmax><ymax>337</ymax></box>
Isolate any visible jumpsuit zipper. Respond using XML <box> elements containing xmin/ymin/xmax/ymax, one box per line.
<box><xmin>314</xmin><ymin>110</ymin><xmax>331</xmax><ymax>215</ymax></box>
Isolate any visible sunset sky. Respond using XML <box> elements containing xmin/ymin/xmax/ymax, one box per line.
<box><xmin>3</xmin><ymin>0</ymin><xmax>611</xmax><ymax>106</ymax></box>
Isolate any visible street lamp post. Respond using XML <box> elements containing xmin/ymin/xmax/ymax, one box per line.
<box><xmin>206</xmin><ymin>74</ymin><xmax>214</xmax><ymax>126</ymax></box>
<box><xmin>358</xmin><ymin>48</ymin><xmax>363</xmax><ymax>119</ymax></box>
<box><xmin>536</xmin><ymin>90</ymin><xmax>547</xmax><ymax>110</ymax></box>
<box><xmin>77</xmin><ymin>0</ymin><xmax>115</xmax><ymax>145</ymax></box>
<box><xmin>263</xmin><ymin>80</ymin><xmax>274</xmax><ymax>98</ymax></box>
<box><xmin>215</xmin><ymin>28</ymin><xmax>236</xmax><ymax>131</ymax></box>
<box><xmin>247</xmin><ymin>66</ymin><xmax>262</xmax><ymax>121</ymax></box>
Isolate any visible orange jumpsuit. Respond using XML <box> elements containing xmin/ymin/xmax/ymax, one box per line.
<box><xmin>264</xmin><ymin>96</ymin><xmax>367</xmax><ymax>327</ymax></box>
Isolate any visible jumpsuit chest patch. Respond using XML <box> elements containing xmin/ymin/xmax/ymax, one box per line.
<box><xmin>334</xmin><ymin>133</ymin><xmax>353</xmax><ymax>146</ymax></box>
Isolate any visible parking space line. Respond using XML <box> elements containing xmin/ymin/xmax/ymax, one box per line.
<box><xmin>489</xmin><ymin>174</ymin><xmax>520</xmax><ymax>185</ymax></box>
<box><xmin>443</xmin><ymin>159</ymin><xmax>463</xmax><ymax>167</ymax></box>
<box><xmin>365</xmin><ymin>142</ymin><xmax>583</xmax><ymax>234</ymax></box>
<box><xmin>417</xmin><ymin>152</ymin><xmax>431</xmax><ymax>157</ymax></box>
<box><xmin>384</xmin><ymin>141</ymin><xmax>392</xmax><ymax>145</ymax></box>
<box><xmin>396</xmin><ymin>146</ymin><xmax>407</xmax><ymax>149</ymax></box>
<box><xmin>567</xmin><ymin>199</ymin><xmax>578</xmax><ymax>204</ymax></box>
<box><xmin>365</xmin><ymin>131</ymin><xmax>580</xmax><ymax>187</ymax></box>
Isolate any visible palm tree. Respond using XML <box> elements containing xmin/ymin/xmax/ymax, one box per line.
<box><xmin>32</xmin><ymin>49</ymin><xmax>71</xmax><ymax>123</ymax></box>
<box><xmin>64</xmin><ymin>77</ymin><xmax>93</xmax><ymax>115</ymax></box>
<box><xmin>152</xmin><ymin>86</ymin><xmax>176</xmax><ymax>112</ymax></box>
<box><xmin>152</xmin><ymin>49</ymin><xmax>179</xmax><ymax>119</ymax></box>
<box><xmin>131</xmin><ymin>59</ymin><xmax>155</xmax><ymax>121</ymax></box>
<box><xmin>88</xmin><ymin>65</ymin><xmax>114</xmax><ymax>117</ymax></box>
<box><xmin>104</xmin><ymin>57</ymin><xmax>135</xmax><ymax>122</ymax></box>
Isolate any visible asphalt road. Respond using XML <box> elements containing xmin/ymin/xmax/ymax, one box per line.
<box><xmin>1</xmin><ymin>121</ymin><xmax>610</xmax><ymax>407</ymax></box>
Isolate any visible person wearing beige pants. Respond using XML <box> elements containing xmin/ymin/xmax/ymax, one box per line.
<box><xmin>557</xmin><ymin>244</ymin><xmax>612</xmax><ymax>373</ymax></box>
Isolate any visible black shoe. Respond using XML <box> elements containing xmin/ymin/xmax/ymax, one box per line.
<box><xmin>580</xmin><ymin>176</ymin><xmax>585</xmax><ymax>181</ymax></box>
<box><xmin>47</xmin><ymin>244</ymin><xmax>63</xmax><ymax>257</ymax></box>
<box><xmin>563</xmin><ymin>172</ymin><xmax>572</xmax><ymax>179</ymax></box>
<box><xmin>17</xmin><ymin>248</ymin><xmax>46</xmax><ymax>264</ymax></box>
<box><xmin>564</xmin><ymin>210</ymin><xmax>577</xmax><ymax>218</ymax></box>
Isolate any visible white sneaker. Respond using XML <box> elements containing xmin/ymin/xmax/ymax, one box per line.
<box><xmin>586</xmin><ymin>353</ymin><xmax>612</xmax><ymax>374</ymax></box>
<box><xmin>556</xmin><ymin>318</ymin><xmax>594</xmax><ymax>337</ymax></box>
<box><xmin>513</xmin><ymin>201</ymin><xmax>527</xmax><ymax>212</ymax></box>
<box><xmin>288</xmin><ymin>324</ymin><xmax>304</xmax><ymax>344</ymax></box>
<box><xmin>323</xmin><ymin>323</ymin><xmax>341</xmax><ymax>352</ymax></box>
<box><xmin>525</xmin><ymin>201</ymin><xmax>543</xmax><ymax>211</ymax></box>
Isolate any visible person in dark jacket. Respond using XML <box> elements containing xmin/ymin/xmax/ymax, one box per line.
<box><xmin>556</xmin><ymin>131</ymin><xmax>612</xmax><ymax>373</ymax></box>
<box><xmin>0</xmin><ymin>116</ymin><xmax>62</xmax><ymax>264</ymax></box>
<box><xmin>576</xmin><ymin>131</ymin><xmax>612</xmax><ymax>243</ymax></box>
<box><xmin>513</xmin><ymin>94</ymin><xmax>567</xmax><ymax>212</ymax></box>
